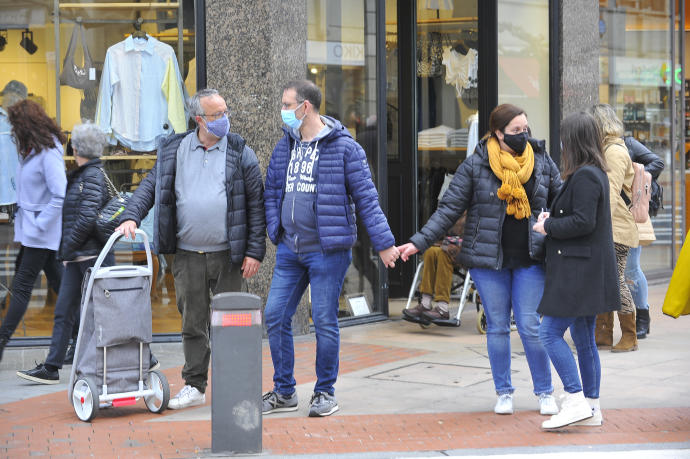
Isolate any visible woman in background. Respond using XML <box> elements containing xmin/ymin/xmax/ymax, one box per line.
<box><xmin>0</xmin><ymin>100</ymin><xmax>66</xmax><ymax>361</ymax></box>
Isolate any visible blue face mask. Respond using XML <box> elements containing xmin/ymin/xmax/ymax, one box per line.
<box><xmin>281</xmin><ymin>102</ymin><xmax>305</xmax><ymax>130</ymax></box>
<box><xmin>203</xmin><ymin>114</ymin><xmax>230</xmax><ymax>138</ymax></box>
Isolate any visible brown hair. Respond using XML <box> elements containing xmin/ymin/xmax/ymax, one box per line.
<box><xmin>560</xmin><ymin>111</ymin><xmax>608</xmax><ymax>179</ymax></box>
<box><xmin>7</xmin><ymin>100</ymin><xmax>66</xmax><ymax>156</ymax></box>
<box><xmin>484</xmin><ymin>103</ymin><xmax>526</xmax><ymax>140</ymax></box>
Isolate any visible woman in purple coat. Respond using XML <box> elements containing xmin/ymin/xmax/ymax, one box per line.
<box><xmin>0</xmin><ymin>100</ymin><xmax>66</xmax><ymax>361</ymax></box>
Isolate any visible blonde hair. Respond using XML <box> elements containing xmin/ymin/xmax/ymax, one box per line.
<box><xmin>588</xmin><ymin>103</ymin><xmax>624</xmax><ymax>143</ymax></box>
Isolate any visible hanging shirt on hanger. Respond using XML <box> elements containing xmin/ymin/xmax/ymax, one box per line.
<box><xmin>96</xmin><ymin>35</ymin><xmax>187</xmax><ymax>151</ymax></box>
<box><xmin>466</xmin><ymin>112</ymin><xmax>479</xmax><ymax>156</ymax></box>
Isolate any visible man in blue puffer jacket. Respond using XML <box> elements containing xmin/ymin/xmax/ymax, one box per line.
<box><xmin>262</xmin><ymin>80</ymin><xmax>399</xmax><ymax>418</ymax></box>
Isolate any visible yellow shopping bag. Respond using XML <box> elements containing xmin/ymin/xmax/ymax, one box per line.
<box><xmin>662</xmin><ymin>230</ymin><xmax>690</xmax><ymax>318</ymax></box>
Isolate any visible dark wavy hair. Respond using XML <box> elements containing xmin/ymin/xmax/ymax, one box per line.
<box><xmin>8</xmin><ymin>100</ymin><xmax>66</xmax><ymax>157</ymax></box>
<box><xmin>560</xmin><ymin>111</ymin><xmax>608</xmax><ymax>179</ymax></box>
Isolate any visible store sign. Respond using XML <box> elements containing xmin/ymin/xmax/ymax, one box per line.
<box><xmin>307</xmin><ymin>40</ymin><xmax>365</xmax><ymax>66</ymax></box>
<box><xmin>610</xmin><ymin>57</ymin><xmax>673</xmax><ymax>87</ymax></box>
<box><xmin>0</xmin><ymin>7</ymin><xmax>47</xmax><ymax>27</ymax></box>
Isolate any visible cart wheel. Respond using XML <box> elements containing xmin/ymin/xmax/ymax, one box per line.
<box><xmin>144</xmin><ymin>370</ymin><xmax>170</xmax><ymax>413</ymax></box>
<box><xmin>476</xmin><ymin>305</ymin><xmax>487</xmax><ymax>335</ymax></box>
<box><xmin>73</xmin><ymin>378</ymin><xmax>99</xmax><ymax>422</ymax></box>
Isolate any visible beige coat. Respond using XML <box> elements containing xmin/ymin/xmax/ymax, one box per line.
<box><xmin>637</xmin><ymin>216</ymin><xmax>656</xmax><ymax>246</ymax></box>
<box><xmin>604</xmin><ymin>139</ymin><xmax>639</xmax><ymax>248</ymax></box>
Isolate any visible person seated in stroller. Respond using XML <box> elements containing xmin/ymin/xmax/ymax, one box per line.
<box><xmin>403</xmin><ymin>213</ymin><xmax>466</xmax><ymax>323</ymax></box>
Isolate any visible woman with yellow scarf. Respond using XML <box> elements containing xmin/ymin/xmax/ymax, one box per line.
<box><xmin>398</xmin><ymin>104</ymin><xmax>562</xmax><ymax>417</ymax></box>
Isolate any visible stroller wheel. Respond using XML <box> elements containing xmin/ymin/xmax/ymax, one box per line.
<box><xmin>144</xmin><ymin>370</ymin><xmax>170</xmax><ymax>413</ymax></box>
<box><xmin>476</xmin><ymin>306</ymin><xmax>487</xmax><ymax>335</ymax></box>
<box><xmin>73</xmin><ymin>378</ymin><xmax>99</xmax><ymax>422</ymax></box>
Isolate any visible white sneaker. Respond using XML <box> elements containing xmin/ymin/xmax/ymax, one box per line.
<box><xmin>494</xmin><ymin>393</ymin><xmax>513</xmax><ymax>414</ymax></box>
<box><xmin>538</xmin><ymin>393</ymin><xmax>559</xmax><ymax>415</ymax></box>
<box><xmin>542</xmin><ymin>391</ymin><xmax>592</xmax><ymax>429</ymax></box>
<box><xmin>168</xmin><ymin>384</ymin><xmax>205</xmax><ymax>410</ymax></box>
<box><xmin>572</xmin><ymin>398</ymin><xmax>603</xmax><ymax>426</ymax></box>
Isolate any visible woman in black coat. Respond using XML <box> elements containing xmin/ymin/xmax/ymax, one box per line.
<box><xmin>399</xmin><ymin>104</ymin><xmax>562</xmax><ymax>416</ymax></box>
<box><xmin>533</xmin><ymin>112</ymin><xmax>620</xmax><ymax>430</ymax></box>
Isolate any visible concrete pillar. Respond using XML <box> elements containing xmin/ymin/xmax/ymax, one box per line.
<box><xmin>559</xmin><ymin>0</ymin><xmax>600</xmax><ymax>116</ymax></box>
<box><xmin>205</xmin><ymin>0</ymin><xmax>310</xmax><ymax>335</ymax></box>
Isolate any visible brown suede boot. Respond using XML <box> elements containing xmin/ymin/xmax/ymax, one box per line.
<box><xmin>612</xmin><ymin>310</ymin><xmax>638</xmax><ymax>353</ymax></box>
<box><xmin>595</xmin><ymin>312</ymin><xmax>613</xmax><ymax>349</ymax></box>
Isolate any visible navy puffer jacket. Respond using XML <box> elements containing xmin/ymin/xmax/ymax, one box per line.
<box><xmin>409</xmin><ymin>137</ymin><xmax>562</xmax><ymax>270</ymax></box>
<box><xmin>121</xmin><ymin>130</ymin><xmax>266</xmax><ymax>263</ymax></box>
<box><xmin>58</xmin><ymin>159</ymin><xmax>108</xmax><ymax>261</ymax></box>
<box><xmin>265</xmin><ymin>118</ymin><xmax>395</xmax><ymax>252</ymax></box>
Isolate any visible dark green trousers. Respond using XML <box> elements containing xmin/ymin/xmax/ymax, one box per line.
<box><xmin>172</xmin><ymin>249</ymin><xmax>243</xmax><ymax>393</ymax></box>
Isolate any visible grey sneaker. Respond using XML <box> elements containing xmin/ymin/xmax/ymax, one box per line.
<box><xmin>262</xmin><ymin>390</ymin><xmax>298</xmax><ymax>414</ymax></box>
<box><xmin>308</xmin><ymin>392</ymin><xmax>339</xmax><ymax>417</ymax></box>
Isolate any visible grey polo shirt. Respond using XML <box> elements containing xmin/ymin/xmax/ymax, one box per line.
<box><xmin>175</xmin><ymin>130</ymin><xmax>229</xmax><ymax>252</ymax></box>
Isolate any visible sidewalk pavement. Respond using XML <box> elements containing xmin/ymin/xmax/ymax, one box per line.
<box><xmin>1</xmin><ymin>281</ymin><xmax>688</xmax><ymax>458</ymax></box>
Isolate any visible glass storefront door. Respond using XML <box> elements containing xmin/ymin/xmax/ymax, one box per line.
<box><xmin>306</xmin><ymin>0</ymin><xmax>382</xmax><ymax>318</ymax></box>
<box><xmin>598</xmin><ymin>0</ymin><xmax>678</xmax><ymax>272</ymax></box>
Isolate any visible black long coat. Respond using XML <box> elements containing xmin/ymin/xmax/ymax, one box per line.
<box><xmin>537</xmin><ymin>165</ymin><xmax>620</xmax><ymax>318</ymax></box>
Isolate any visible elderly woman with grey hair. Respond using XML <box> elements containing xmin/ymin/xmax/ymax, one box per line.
<box><xmin>17</xmin><ymin>122</ymin><xmax>121</xmax><ymax>384</ymax></box>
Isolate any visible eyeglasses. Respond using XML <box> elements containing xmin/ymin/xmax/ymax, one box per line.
<box><xmin>201</xmin><ymin>110</ymin><xmax>230</xmax><ymax>119</ymax></box>
<box><xmin>281</xmin><ymin>100</ymin><xmax>304</xmax><ymax>110</ymax></box>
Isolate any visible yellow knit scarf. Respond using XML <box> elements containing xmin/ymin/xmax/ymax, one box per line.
<box><xmin>487</xmin><ymin>137</ymin><xmax>534</xmax><ymax>220</ymax></box>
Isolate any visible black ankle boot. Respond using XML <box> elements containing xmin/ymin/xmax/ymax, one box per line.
<box><xmin>636</xmin><ymin>308</ymin><xmax>650</xmax><ymax>339</ymax></box>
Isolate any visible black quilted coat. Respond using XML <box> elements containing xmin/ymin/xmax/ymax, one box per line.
<box><xmin>409</xmin><ymin>137</ymin><xmax>562</xmax><ymax>270</ymax></box>
<box><xmin>58</xmin><ymin>158</ymin><xmax>108</xmax><ymax>262</ymax></box>
<box><xmin>121</xmin><ymin>131</ymin><xmax>266</xmax><ymax>264</ymax></box>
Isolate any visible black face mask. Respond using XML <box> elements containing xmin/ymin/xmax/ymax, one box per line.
<box><xmin>502</xmin><ymin>131</ymin><xmax>529</xmax><ymax>153</ymax></box>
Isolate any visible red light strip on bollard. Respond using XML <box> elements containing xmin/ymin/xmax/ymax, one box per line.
<box><xmin>211</xmin><ymin>310</ymin><xmax>262</xmax><ymax>327</ymax></box>
<box><xmin>221</xmin><ymin>313</ymin><xmax>251</xmax><ymax>327</ymax></box>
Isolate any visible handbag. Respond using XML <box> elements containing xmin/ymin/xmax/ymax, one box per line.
<box><xmin>95</xmin><ymin>168</ymin><xmax>129</xmax><ymax>243</ymax></box>
<box><xmin>59</xmin><ymin>24</ymin><xmax>97</xmax><ymax>89</ymax></box>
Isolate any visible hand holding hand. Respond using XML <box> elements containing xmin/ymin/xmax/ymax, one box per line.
<box><xmin>532</xmin><ymin>218</ymin><xmax>547</xmax><ymax>235</ymax></box>
<box><xmin>379</xmin><ymin>246</ymin><xmax>400</xmax><ymax>269</ymax></box>
<box><xmin>241</xmin><ymin>257</ymin><xmax>261</xmax><ymax>279</ymax></box>
<box><xmin>115</xmin><ymin>220</ymin><xmax>138</xmax><ymax>240</ymax></box>
<box><xmin>397</xmin><ymin>243</ymin><xmax>419</xmax><ymax>262</ymax></box>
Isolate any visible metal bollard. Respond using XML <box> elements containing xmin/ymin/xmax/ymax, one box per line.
<box><xmin>210</xmin><ymin>292</ymin><xmax>262</xmax><ymax>455</ymax></box>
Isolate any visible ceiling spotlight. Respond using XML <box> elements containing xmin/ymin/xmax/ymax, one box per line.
<box><xmin>0</xmin><ymin>30</ymin><xmax>7</xmax><ymax>52</ymax></box>
<box><xmin>20</xmin><ymin>29</ymin><xmax>37</xmax><ymax>55</ymax></box>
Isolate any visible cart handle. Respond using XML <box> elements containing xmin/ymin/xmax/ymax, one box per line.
<box><xmin>93</xmin><ymin>229</ymin><xmax>153</xmax><ymax>274</ymax></box>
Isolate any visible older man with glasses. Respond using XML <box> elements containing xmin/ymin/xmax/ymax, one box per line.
<box><xmin>117</xmin><ymin>88</ymin><xmax>266</xmax><ymax>410</ymax></box>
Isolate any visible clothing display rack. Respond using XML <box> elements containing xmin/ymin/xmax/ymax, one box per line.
<box><xmin>53</xmin><ymin>0</ymin><xmax>184</xmax><ymax>126</ymax></box>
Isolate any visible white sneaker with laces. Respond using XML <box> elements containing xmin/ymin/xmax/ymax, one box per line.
<box><xmin>538</xmin><ymin>393</ymin><xmax>559</xmax><ymax>415</ymax></box>
<box><xmin>494</xmin><ymin>393</ymin><xmax>513</xmax><ymax>414</ymax></box>
<box><xmin>168</xmin><ymin>384</ymin><xmax>205</xmax><ymax>410</ymax></box>
<box><xmin>571</xmin><ymin>398</ymin><xmax>603</xmax><ymax>426</ymax></box>
<box><xmin>541</xmin><ymin>391</ymin><xmax>592</xmax><ymax>429</ymax></box>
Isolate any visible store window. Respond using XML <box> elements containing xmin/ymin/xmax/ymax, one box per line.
<box><xmin>599</xmin><ymin>0</ymin><xmax>675</xmax><ymax>272</ymax></box>
<box><xmin>0</xmin><ymin>0</ymin><xmax>196</xmax><ymax>338</ymax></box>
<box><xmin>306</xmin><ymin>0</ymin><xmax>381</xmax><ymax>318</ymax></box>
<box><xmin>415</xmin><ymin>0</ymin><xmax>479</xmax><ymax>227</ymax></box>
<box><xmin>497</xmin><ymin>0</ymin><xmax>550</xmax><ymax>148</ymax></box>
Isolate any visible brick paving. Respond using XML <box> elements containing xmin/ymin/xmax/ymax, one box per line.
<box><xmin>2</xmin><ymin>339</ymin><xmax>689</xmax><ymax>457</ymax></box>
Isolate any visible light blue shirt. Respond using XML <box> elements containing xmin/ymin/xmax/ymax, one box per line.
<box><xmin>0</xmin><ymin>108</ymin><xmax>19</xmax><ymax>205</ymax></box>
<box><xmin>96</xmin><ymin>35</ymin><xmax>186</xmax><ymax>151</ymax></box>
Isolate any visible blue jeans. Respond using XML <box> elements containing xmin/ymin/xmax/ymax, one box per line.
<box><xmin>264</xmin><ymin>243</ymin><xmax>352</xmax><ymax>396</ymax></box>
<box><xmin>539</xmin><ymin>315</ymin><xmax>600</xmax><ymax>398</ymax></box>
<box><xmin>625</xmin><ymin>245</ymin><xmax>649</xmax><ymax>311</ymax></box>
<box><xmin>45</xmin><ymin>255</ymin><xmax>113</xmax><ymax>369</ymax></box>
<box><xmin>470</xmin><ymin>265</ymin><xmax>553</xmax><ymax>395</ymax></box>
